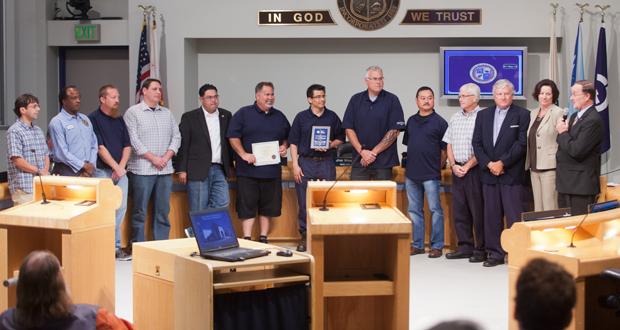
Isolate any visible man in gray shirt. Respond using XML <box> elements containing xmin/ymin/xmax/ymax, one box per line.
<box><xmin>124</xmin><ymin>78</ymin><xmax>181</xmax><ymax>242</ymax></box>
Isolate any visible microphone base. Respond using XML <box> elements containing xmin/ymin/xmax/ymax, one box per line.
<box><xmin>568</xmin><ymin>243</ymin><xmax>576</xmax><ymax>248</ymax></box>
<box><xmin>40</xmin><ymin>200</ymin><xmax>50</xmax><ymax>205</ymax></box>
<box><xmin>319</xmin><ymin>206</ymin><xmax>329</xmax><ymax>211</ymax></box>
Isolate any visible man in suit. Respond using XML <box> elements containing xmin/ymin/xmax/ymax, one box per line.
<box><xmin>178</xmin><ymin>83</ymin><xmax>233</xmax><ymax>212</ymax></box>
<box><xmin>472</xmin><ymin>79</ymin><xmax>530</xmax><ymax>267</ymax></box>
<box><xmin>555</xmin><ymin>80</ymin><xmax>603</xmax><ymax>215</ymax></box>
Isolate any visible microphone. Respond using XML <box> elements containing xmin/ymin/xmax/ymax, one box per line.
<box><xmin>320</xmin><ymin>149</ymin><xmax>363</xmax><ymax>212</ymax></box>
<box><xmin>568</xmin><ymin>200</ymin><xmax>620</xmax><ymax>248</ymax></box>
<box><xmin>3</xmin><ymin>277</ymin><xmax>17</xmax><ymax>288</ymax></box>
<box><xmin>30</xmin><ymin>149</ymin><xmax>49</xmax><ymax>204</ymax></box>
<box><xmin>562</xmin><ymin>108</ymin><xmax>569</xmax><ymax>121</ymax></box>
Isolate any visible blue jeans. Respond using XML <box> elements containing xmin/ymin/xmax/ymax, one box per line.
<box><xmin>95</xmin><ymin>168</ymin><xmax>128</xmax><ymax>249</ymax></box>
<box><xmin>187</xmin><ymin>164</ymin><xmax>229</xmax><ymax>212</ymax></box>
<box><xmin>129</xmin><ymin>173</ymin><xmax>172</xmax><ymax>242</ymax></box>
<box><xmin>406</xmin><ymin>178</ymin><xmax>444</xmax><ymax>250</ymax></box>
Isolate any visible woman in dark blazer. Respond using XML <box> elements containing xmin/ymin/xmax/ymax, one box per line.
<box><xmin>525</xmin><ymin>79</ymin><xmax>564</xmax><ymax>211</ymax></box>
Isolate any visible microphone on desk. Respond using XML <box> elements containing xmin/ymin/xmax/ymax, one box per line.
<box><xmin>320</xmin><ymin>146</ymin><xmax>362</xmax><ymax>212</ymax></box>
<box><xmin>568</xmin><ymin>200</ymin><xmax>620</xmax><ymax>248</ymax></box>
<box><xmin>31</xmin><ymin>149</ymin><xmax>49</xmax><ymax>204</ymax></box>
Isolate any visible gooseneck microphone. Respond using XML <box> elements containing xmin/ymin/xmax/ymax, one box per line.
<box><xmin>568</xmin><ymin>200</ymin><xmax>620</xmax><ymax>248</ymax></box>
<box><xmin>320</xmin><ymin>150</ymin><xmax>362</xmax><ymax>212</ymax></box>
<box><xmin>31</xmin><ymin>149</ymin><xmax>49</xmax><ymax>204</ymax></box>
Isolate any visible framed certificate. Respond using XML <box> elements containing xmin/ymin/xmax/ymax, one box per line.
<box><xmin>252</xmin><ymin>141</ymin><xmax>280</xmax><ymax>166</ymax></box>
<box><xmin>310</xmin><ymin>126</ymin><xmax>330</xmax><ymax>149</ymax></box>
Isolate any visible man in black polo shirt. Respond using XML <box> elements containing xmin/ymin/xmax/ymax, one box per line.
<box><xmin>227</xmin><ymin>82</ymin><xmax>290</xmax><ymax>243</ymax></box>
<box><xmin>343</xmin><ymin>66</ymin><xmax>405</xmax><ymax>180</ymax></box>
<box><xmin>404</xmin><ymin>86</ymin><xmax>448</xmax><ymax>258</ymax></box>
<box><xmin>289</xmin><ymin>84</ymin><xmax>345</xmax><ymax>251</ymax></box>
<box><xmin>89</xmin><ymin>84</ymin><xmax>132</xmax><ymax>260</ymax></box>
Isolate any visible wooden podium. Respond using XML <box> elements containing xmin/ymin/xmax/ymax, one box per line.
<box><xmin>502</xmin><ymin>208</ymin><xmax>620</xmax><ymax>330</ymax></box>
<box><xmin>306</xmin><ymin>181</ymin><xmax>411</xmax><ymax>330</ymax></box>
<box><xmin>132</xmin><ymin>238</ymin><xmax>314</xmax><ymax>329</ymax></box>
<box><xmin>0</xmin><ymin>176</ymin><xmax>121</xmax><ymax>312</ymax></box>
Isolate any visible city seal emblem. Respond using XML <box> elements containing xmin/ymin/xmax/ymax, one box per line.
<box><xmin>337</xmin><ymin>0</ymin><xmax>400</xmax><ymax>31</ymax></box>
<box><xmin>469</xmin><ymin>63</ymin><xmax>497</xmax><ymax>84</ymax></box>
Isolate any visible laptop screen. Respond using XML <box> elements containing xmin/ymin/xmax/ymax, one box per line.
<box><xmin>189</xmin><ymin>208</ymin><xmax>239</xmax><ymax>253</ymax></box>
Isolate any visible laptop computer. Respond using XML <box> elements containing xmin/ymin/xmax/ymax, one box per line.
<box><xmin>189</xmin><ymin>207</ymin><xmax>270</xmax><ymax>262</ymax></box>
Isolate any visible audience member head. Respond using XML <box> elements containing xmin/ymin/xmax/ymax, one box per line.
<box><xmin>59</xmin><ymin>85</ymin><xmax>81</xmax><ymax>114</ymax></box>
<box><xmin>306</xmin><ymin>84</ymin><xmax>326</xmax><ymax>111</ymax></box>
<box><xmin>492</xmin><ymin>79</ymin><xmax>514</xmax><ymax>109</ymax></box>
<box><xmin>416</xmin><ymin>86</ymin><xmax>435</xmax><ymax>113</ymax></box>
<box><xmin>570</xmin><ymin>80</ymin><xmax>595</xmax><ymax>111</ymax></box>
<box><xmin>254</xmin><ymin>81</ymin><xmax>275</xmax><ymax>112</ymax></box>
<box><xmin>515</xmin><ymin>258</ymin><xmax>576</xmax><ymax>330</ymax></box>
<box><xmin>98</xmin><ymin>84</ymin><xmax>120</xmax><ymax>114</ymax></box>
<box><xmin>141</xmin><ymin>78</ymin><xmax>162</xmax><ymax>107</ymax></box>
<box><xmin>199</xmin><ymin>83</ymin><xmax>219</xmax><ymax>113</ymax></box>
<box><xmin>15</xmin><ymin>250</ymin><xmax>73</xmax><ymax>328</ymax></box>
<box><xmin>13</xmin><ymin>94</ymin><xmax>40</xmax><ymax>121</ymax></box>
<box><xmin>427</xmin><ymin>319</ymin><xmax>483</xmax><ymax>330</ymax></box>
<box><xmin>365</xmin><ymin>65</ymin><xmax>384</xmax><ymax>96</ymax></box>
<box><xmin>458</xmin><ymin>83</ymin><xmax>481</xmax><ymax>112</ymax></box>
<box><xmin>532</xmin><ymin>79</ymin><xmax>559</xmax><ymax>107</ymax></box>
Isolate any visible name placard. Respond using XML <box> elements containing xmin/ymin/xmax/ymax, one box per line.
<box><xmin>401</xmin><ymin>9</ymin><xmax>481</xmax><ymax>25</ymax></box>
<box><xmin>258</xmin><ymin>10</ymin><xmax>335</xmax><ymax>25</ymax></box>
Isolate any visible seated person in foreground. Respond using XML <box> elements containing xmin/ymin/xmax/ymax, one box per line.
<box><xmin>515</xmin><ymin>258</ymin><xmax>576</xmax><ymax>330</ymax></box>
<box><xmin>0</xmin><ymin>250</ymin><xmax>132</xmax><ymax>330</ymax></box>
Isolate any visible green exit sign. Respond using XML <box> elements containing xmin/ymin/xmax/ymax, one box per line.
<box><xmin>74</xmin><ymin>23</ymin><xmax>100</xmax><ymax>43</ymax></box>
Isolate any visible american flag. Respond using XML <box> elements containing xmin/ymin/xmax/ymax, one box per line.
<box><xmin>135</xmin><ymin>17</ymin><xmax>151</xmax><ymax>104</ymax></box>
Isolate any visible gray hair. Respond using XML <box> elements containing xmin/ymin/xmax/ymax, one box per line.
<box><xmin>492</xmin><ymin>79</ymin><xmax>514</xmax><ymax>94</ymax></box>
<box><xmin>459</xmin><ymin>83</ymin><xmax>481</xmax><ymax>103</ymax></box>
<box><xmin>365</xmin><ymin>65</ymin><xmax>383</xmax><ymax>79</ymax></box>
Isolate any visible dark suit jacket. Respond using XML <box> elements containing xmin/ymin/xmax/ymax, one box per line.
<box><xmin>556</xmin><ymin>106</ymin><xmax>603</xmax><ymax>196</ymax></box>
<box><xmin>177</xmin><ymin>107</ymin><xmax>233</xmax><ymax>180</ymax></box>
<box><xmin>472</xmin><ymin>104</ymin><xmax>530</xmax><ymax>185</ymax></box>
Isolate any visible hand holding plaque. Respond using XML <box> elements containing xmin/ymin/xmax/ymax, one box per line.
<box><xmin>310</xmin><ymin>126</ymin><xmax>330</xmax><ymax>150</ymax></box>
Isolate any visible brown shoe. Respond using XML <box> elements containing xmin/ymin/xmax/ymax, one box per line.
<box><xmin>410</xmin><ymin>247</ymin><xmax>425</xmax><ymax>255</ymax></box>
<box><xmin>428</xmin><ymin>249</ymin><xmax>443</xmax><ymax>258</ymax></box>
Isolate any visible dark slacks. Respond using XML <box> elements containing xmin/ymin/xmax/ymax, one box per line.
<box><xmin>482</xmin><ymin>183</ymin><xmax>525</xmax><ymax>261</ymax></box>
<box><xmin>558</xmin><ymin>193</ymin><xmax>596</xmax><ymax>216</ymax></box>
<box><xmin>451</xmin><ymin>167</ymin><xmax>485</xmax><ymax>255</ymax></box>
<box><xmin>350</xmin><ymin>167</ymin><xmax>392</xmax><ymax>180</ymax></box>
<box><xmin>294</xmin><ymin>158</ymin><xmax>336</xmax><ymax>234</ymax></box>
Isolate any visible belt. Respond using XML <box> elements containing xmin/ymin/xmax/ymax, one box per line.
<box><xmin>454</xmin><ymin>161</ymin><xmax>466</xmax><ymax>166</ymax></box>
<box><xmin>302</xmin><ymin>156</ymin><xmax>329</xmax><ymax>161</ymax></box>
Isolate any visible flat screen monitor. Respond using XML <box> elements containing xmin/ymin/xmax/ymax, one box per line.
<box><xmin>440</xmin><ymin>47</ymin><xmax>527</xmax><ymax>99</ymax></box>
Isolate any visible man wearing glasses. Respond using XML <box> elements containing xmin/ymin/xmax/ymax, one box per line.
<box><xmin>472</xmin><ymin>79</ymin><xmax>530</xmax><ymax>267</ymax></box>
<box><xmin>443</xmin><ymin>83</ymin><xmax>485</xmax><ymax>262</ymax></box>
<box><xmin>343</xmin><ymin>66</ymin><xmax>405</xmax><ymax>180</ymax></box>
<box><xmin>289</xmin><ymin>84</ymin><xmax>345</xmax><ymax>251</ymax></box>
<box><xmin>177</xmin><ymin>83</ymin><xmax>233</xmax><ymax>212</ymax></box>
<box><xmin>555</xmin><ymin>80</ymin><xmax>603</xmax><ymax>215</ymax></box>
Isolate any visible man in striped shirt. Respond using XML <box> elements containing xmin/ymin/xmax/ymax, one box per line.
<box><xmin>124</xmin><ymin>78</ymin><xmax>181</xmax><ymax>242</ymax></box>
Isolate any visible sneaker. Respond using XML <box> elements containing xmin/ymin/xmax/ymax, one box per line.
<box><xmin>428</xmin><ymin>249</ymin><xmax>443</xmax><ymax>258</ymax></box>
<box><xmin>410</xmin><ymin>247</ymin><xmax>425</xmax><ymax>256</ymax></box>
<box><xmin>115</xmin><ymin>248</ymin><xmax>132</xmax><ymax>261</ymax></box>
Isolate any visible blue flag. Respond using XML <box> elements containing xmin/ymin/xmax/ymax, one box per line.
<box><xmin>595</xmin><ymin>26</ymin><xmax>610</xmax><ymax>153</ymax></box>
<box><xmin>569</xmin><ymin>22</ymin><xmax>585</xmax><ymax>116</ymax></box>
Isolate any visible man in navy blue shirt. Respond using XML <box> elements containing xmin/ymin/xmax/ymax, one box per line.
<box><xmin>403</xmin><ymin>87</ymin><xmax>448</xmax><ymax>258</ymax></box>
<box><xmin>343</xmin><ymin>66</ymin><xmax>405</xmax><ymax>180</ymax></box>
<box><xmin>227</xmin><ymin>82</ymin><xmax>290</xmax><ymax>243</ymax></box>
<box><xmin>89</xmin><ymin>84</ymin><xmax>132</xmax><ymax>260</ymax></box>
<box><xmin>289</xmin><ymin>84</ymin><xmax>345</xmax><ymax>251</ymax></box>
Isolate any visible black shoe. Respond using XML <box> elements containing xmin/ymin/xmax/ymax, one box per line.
<box><xmin>259</xmin><ymin>235</ymin><xmax>268</xmax><ymax>244</ymax></box>
<box><xmin>469</xmin><ymin>254</ymin><xmax>487</xmax><ymax>263</ymax></box>
<box><xmin>296</xmin><ymin>241</ymin><xmax>306</xmax><ymax>252</ymax></box>
<box><xmin>482</xmin><ymin>258</ymin><xmax>505</xmax><ymax>267</ymax></box>
<box><xmin>410</xmin><ymin>247</ymin><xmax>425</xmax><ymax>256</ymax></box>
<box><xmin>445</xmin><ymin>251</ymin><xmax>473</xmax><ymax>259</ymax></box>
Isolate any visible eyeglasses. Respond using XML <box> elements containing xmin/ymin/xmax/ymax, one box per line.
<box><xmin>203</xmin><ymin>95</ymin><xmax>219</xmax><ymax>101</ymax></box>
<box><xmin>311</xmin><ymin>95</ymin><xmax>326</xmax><ymax>99</ymax></box>
<box><xmin>366</xmin><ymin>77</ymin><xmax>384</xmax><ymax>81</ymax></box>
<box><xmin>458</xmin><ymin>94</ymin><xmax>474</xmax><ymax>99</ymax></box>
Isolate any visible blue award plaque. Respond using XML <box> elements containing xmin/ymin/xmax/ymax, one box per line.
<box><xmin>310</xmin><ymin>126</ymin><xmax>330</xmax><ymax>149</ymax></box>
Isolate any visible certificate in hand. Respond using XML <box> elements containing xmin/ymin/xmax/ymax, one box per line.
<box><xmin>252</xmin><ymin>141</ymin><xmax>281</xmax><ymax>166</ymax></box>
<box><xmin>310</xmin><ymin>126</ymin><xmax>330</xmax><ymax>149</ymax></box>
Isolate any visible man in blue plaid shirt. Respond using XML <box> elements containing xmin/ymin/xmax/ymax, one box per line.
<box><xmin>6</xmin><ymin>94</ymin><xmax>50</xmax><ymax>205</ymax></box>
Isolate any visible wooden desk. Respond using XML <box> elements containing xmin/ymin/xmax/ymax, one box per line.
<box><xmin>0</xmin><ymin>176</ymin><xmax>120</xmax><ymax>312</ymax></box>
<box><xmin>307</xmin><ymin>181</ymin><xmax>411</xmax><ymax>330</ymax></box>
<box><xmin>132</xmin><ymin>238</ymin><xmax>314</xmax><ymax>330</ymax></box>
<box><xmin>502</xmin><ymin>208</ymin><xmax>620</xmax><ymax>330</ymax></box>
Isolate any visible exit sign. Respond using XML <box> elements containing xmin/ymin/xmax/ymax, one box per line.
<box><xmin>74</xmin><ymin>23</ymin><xmax>100</xmax><ymax>43</ymax></box>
